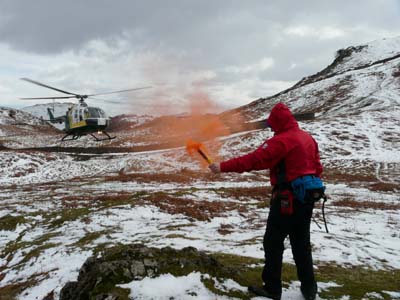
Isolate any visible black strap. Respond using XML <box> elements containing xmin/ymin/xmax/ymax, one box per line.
<box><xmin>311</xmin><ymin>195</ymin><xmax>329</xmax><ymax>233</ymax></box>
<box><xmin>277</xmin><ymin>160</ymin><xmax>286</xmax><ymax>186</ymax></box>
<box><xmin>322</xmin><ymin>195</ymin><xmax>329</xmax><ymax>233</ymax></box>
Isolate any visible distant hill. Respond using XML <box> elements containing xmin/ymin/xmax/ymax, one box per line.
<box><xmin>217</xmin><ymin>36</ymin><xmax>400</xmax><ymax>184</ymax></box>
<box><xmin>21</xmin><ymin>102</ymin><xmax>74</xmax><ymax>130</ymax></box>
<box><xmin>0</xmin><ymin>106</ymin><xmax>59</xmax><ymax>142</ymax></box>
<box><xmin>108</xmin><ymin>114</ymin><xmax>154</xmax><ymax>132</ymax></box>
<box><xmin>222</xmin><ymin>36</ymin><xmax>400</xmax><ymax>121</ymax></box>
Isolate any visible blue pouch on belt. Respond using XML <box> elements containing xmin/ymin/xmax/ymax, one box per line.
<box><xmin>291</xmin><ymin>175</ymin><xmax>325</xmax><ymax>203</ymax></box>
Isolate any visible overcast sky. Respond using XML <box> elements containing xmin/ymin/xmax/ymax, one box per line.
<box><xmin>0</xmin><ymin>0</ymin><xmax>399</xmax><ymax>116</ymax></box>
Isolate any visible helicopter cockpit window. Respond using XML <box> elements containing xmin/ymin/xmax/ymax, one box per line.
<box><xmin>88</xmin><ymin>107</ymin><xmax>106</xmax><ymax>118</ymax></box>
<box><xmin>98</xmin><ymin>109</ymin><xmax>106</xmax><ymax>118</ymax></box>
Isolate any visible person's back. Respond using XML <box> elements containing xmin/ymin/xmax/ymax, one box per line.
<box><xmin>220</xmin><ymin>103</ymin><xmax>323</xmax><ymax>186</ymax></box>
<box><xmin>269</xmin><ymin>127</ymin><xmax>323</xmax><ymax>185</ymax></box>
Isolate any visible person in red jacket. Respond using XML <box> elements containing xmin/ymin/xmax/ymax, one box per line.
<box><xmin>209</xmin><ymin>103</ymin><xmax>323</xmax><ymax>300</ymax></box>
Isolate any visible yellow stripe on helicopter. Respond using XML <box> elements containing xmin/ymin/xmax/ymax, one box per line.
<box><xmin>70</xmin><ymin>120</ymin><xmax>87</xmax><ymax>129</ymax></box>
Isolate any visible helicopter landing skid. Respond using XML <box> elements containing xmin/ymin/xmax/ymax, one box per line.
<box><xmin>61</xmin><ymin>131</ymin><xmax>116</xmax><ymax>142</ymax></box>
<box><xmin>61</xmin><ymin>134</ymin><xmax>81</xmax><ymax>141</ymax></box>
<box><xmin>89</xmin><ymin>131</ymin><xmax>116</xmax><ymax>141</ymax></box>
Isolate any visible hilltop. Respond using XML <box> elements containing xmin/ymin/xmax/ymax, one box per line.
<box><xmin>227</xmin><ymin>36</ymin><xmax>400</xmax><ymax>120</ymax></box>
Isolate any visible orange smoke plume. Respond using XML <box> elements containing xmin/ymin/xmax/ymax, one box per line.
<box><xmin>186</xmin><ymin>139</ymin><xmax>213</xmax><ymax>165</ymax></box>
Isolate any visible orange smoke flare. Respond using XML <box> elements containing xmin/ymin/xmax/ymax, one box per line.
<box><xmin>186</xmin><ymin>139</ymin><xmax>213</xmax><ymax>164</ymax></box>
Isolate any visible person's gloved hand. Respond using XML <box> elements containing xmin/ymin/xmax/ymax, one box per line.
<box><xmin>209</xmin><ymin>162</ymin><xmax>221</xmax><ymax>174</ymax></box>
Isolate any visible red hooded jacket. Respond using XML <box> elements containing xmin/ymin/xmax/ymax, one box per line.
<box><xmin>220</xmin><ymin>103</ymin><xmax>323</xmax><ymax>185</ymax></box>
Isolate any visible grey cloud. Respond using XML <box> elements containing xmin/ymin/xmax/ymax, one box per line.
<box><xmin>3</xmin><ymin>1</ymin><xmax>398</xmax><ymax>54</ymax></box>
<box><xmin>1</xmin><ymin>0</ymin><xmax>400</xmax><ymax>115</ymax></box>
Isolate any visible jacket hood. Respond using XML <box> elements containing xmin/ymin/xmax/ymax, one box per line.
<box><xmin>266</xmin><ymin>103</ymin><xmax>298</xmax><ymax>133</ymax></box>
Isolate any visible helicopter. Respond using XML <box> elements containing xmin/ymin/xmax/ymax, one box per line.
<box><xmin>20</xmin><ymin>78</ymin><xmax>151</xmax><ymax>141</ymax></box>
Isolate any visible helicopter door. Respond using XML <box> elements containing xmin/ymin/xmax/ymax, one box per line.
<box><xmin>70</xmin><ymin>107</ymin><xmax>82</xmax><ymax>126</ymax></box>
<box><xmin>73</xmin><ymin>109</ymin><xmax>79</xmax><ymax>123</ymax></box>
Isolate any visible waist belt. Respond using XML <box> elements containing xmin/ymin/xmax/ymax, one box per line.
<box><xmin>291</xmin><ymin>175</ymin><xmax>325</xmax><ymax>203</ymax></box>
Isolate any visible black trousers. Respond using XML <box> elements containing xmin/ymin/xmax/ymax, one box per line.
<box><xmin>262</xmin><ymin>191</ymin><xmax>316</xmax><ymax>294</ymax></box>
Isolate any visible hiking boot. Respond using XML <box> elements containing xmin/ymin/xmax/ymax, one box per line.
<box><xmin>248</xmin><ymin>285</ymin><xmax>281</xmax><ymax>300</ymax></box>
<box><xmin>300</xmin><ymin>284</ymin><xmax>317</xmax><ymax>300</ymax></box>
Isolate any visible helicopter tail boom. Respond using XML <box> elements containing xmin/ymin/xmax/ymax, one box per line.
<box><xmin>47</xmin><ymin>108</ymin><xmax>66</xmax><ymax>124</ymax></box>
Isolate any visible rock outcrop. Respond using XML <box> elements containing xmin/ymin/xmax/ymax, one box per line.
<box><xmin>60</xmin><ymin>244</ymin><xmax>239</xmax><ymax>300</ymax></box>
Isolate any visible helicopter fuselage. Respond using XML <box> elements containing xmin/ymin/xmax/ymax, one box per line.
<box><xmin>20</xmin><ymin>77</ymin><xmax>151</xmax><ymax>142</ymax></box>
<box><xmin>48</xmin><ymin>101</ymin><xmax>115</xmax><ymax>141</ymax></box>
<box><xmin>64</xmin><ymin>102</ymin><xmax>110</xmax><ymax>132</ymax></box>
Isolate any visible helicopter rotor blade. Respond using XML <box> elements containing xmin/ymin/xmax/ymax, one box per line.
<box><xmin>87</xmin><ymin>86</ymin><xmax>152</xmax><ymax>97</ymax></box>
<box><xmin>20</xmin><ymin>96</ymin><xmax>77</xmax><ymax>100</ymax></box>
<box><xmin>88</xmin><ymin>97</ymin><xmax>126</xmax><ymax>104</ymax></box>
<box><xmin>89</xmin><ymin>97</ymin><xmax>174</xmax><ymax>108</ymax></box>
<box><xmin>20</xmin><ymin>78</ymin><xmax>80</xmax><ymax>96</ymax></box>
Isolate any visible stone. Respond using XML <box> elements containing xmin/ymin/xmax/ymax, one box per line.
<box><xmin>60</xmin><ymin>243</ymin><xmax>238</xmax><ymax>300</ymax></box>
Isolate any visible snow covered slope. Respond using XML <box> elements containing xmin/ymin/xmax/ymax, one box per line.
<box><xmin>108</xmin><ymin>114</ymin><xmax>154</xmax><ymax>131</ymax></box>
<box><xmin>0</xmin><ymin>106</ymin><xmax>58</xmax><ymax>141</ymax></box>
<box><xmin>0</xmin><ymin>107</ymin><xmax>46</xmax><ymax>126</ymax></box>
<box><xmin>219</xmin><ymin>36</ymin><xmax>400</xmax><ymax>183</ymax></box>
<box><xmin>228</xmin><ymin>36</ymin><xmax>400</xmax><ymax>120</ymax></box>
<box><xmin>21</xmin><ymin>102</ymin><xmax>73</xmax><ymax>130</ymax></box>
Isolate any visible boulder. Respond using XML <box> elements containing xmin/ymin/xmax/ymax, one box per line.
<box><xmin>60</xmin><ymin>244</ymin><xmax>238</xmax><ymax>300</ymax></box>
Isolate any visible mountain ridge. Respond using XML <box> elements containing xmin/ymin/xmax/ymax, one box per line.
<box><xmin>222</xmin><ymin>36</ymin><xmax>400</xmax><ymax>122</ymax></box>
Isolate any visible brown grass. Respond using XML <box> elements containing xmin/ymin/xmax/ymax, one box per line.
<box><xmin>332</xmin><ymin>199</ymin><xmax>400</xmax><ymax>210</ymax></box>
<box><xmin>60</xmin><ymin>193</ymin><xmax>134</xmax><ymax>209</ymax></box>
<box><xmin>324</xmin><ymin>168</ymin><xmax>399</xmax><ymax>192</ymax></box>
<box><xmin>217</xmin><ymin>223</ymin><xmax>235</xmax><ymax>235</ymax></box>
<box><xmin>144</xmin><ymin>193</ymin><xmax>248</xmax><ymax>221</ymax></box>
<box><xmin>0</xmin><ymin>282</ymin><xmax>32</xmax><ymax>300</ymax></box>
<box><xmin>56</xmin><ymin>186</ymin><xmax>270</xmax><ymax>222</ymax></box>
<box><xmin>323</xmin><ymin>171</ymin><xmax>376</xmax><ymax>183</ymax></box>
<box><xmin>42</xmin><ymin>290</ymin><xmax>54</xmax><ymax>300</ymax></box>
<box><xmin>103</xmin><ymin>170</ymin><xmax>214</xmax><ymax>184</ymax></box>
<box><xmin>214</xmin><ymin>186</ymin><xmax>271</xmax><ymax>201</ymax></box>
<box><xmin>369</xmin><ymin>182</ymin><xmax>399</xmax><ymax>192</ymax></box>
